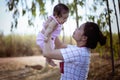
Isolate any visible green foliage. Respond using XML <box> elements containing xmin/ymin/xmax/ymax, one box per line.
<box><xmin>93</xmin><ymin>32</ymin><xmax>119</xmax><ymax>59</ymax></box>
<box><xmin>67</xmin><ymin>0</ymin><xmax>85</xmax><ymax>19</ymax></box>
<box><xmin>6</xmin><ymin>0</ymin><xmax>114</xmax><ymax>32</ymax></box>
<box><xmin>6</xmin><ymin>0</ymin><xmax>48</xmax><ymax>31</ymax></box>
<box><xmin>78</xmin><ymin>1</ymin><xmax>84</xmax><ymax>7</ymax></box>
<box><xmin>31</xmin><ymin>2</ymin><xmax>36</xmax><ymax>17</ymax></box>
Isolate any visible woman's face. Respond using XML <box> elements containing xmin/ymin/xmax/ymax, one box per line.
<box><xmin>72</xmin><ymin>23</ymin><xmax>86</xmax><ymax>41</ymax></box>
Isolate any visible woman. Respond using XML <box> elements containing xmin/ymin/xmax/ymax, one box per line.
<box><xmin>43</xmin><ymin>22</ymin><xmax>106</xmax><ymax>80</ymax></box>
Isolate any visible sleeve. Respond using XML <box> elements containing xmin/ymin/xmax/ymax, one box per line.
<box><xmin>60</xmin><ymin>46</ymin><xmax>81</xmax><ymax>63</ymax></box>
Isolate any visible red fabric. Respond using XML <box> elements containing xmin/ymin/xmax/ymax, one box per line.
<box><xmin>60</xmin><ymin>62</ymin><xmax>64</xmax><ymax>73</ymax></box>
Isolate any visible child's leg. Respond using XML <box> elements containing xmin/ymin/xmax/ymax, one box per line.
<box><xmin>46</xmin><ymin>58</ymin><xmax>57</xmax><ymax>66</ymax></box>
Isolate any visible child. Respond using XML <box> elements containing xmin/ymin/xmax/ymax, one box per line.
<box><xmin>36</xmin><ymin>3</ymin><xmax>69</xmax><ymax>66</ymax></box>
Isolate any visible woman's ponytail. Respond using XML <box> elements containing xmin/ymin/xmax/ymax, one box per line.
<box><xmin>84</xmin><ymin>22</ymin><xmax>106</xmax><ymax>49</ymax></box>
<box><xmin>98</xmin><ymin>31</ymin><xmax>106</xmax><ymax>46</ymax></box>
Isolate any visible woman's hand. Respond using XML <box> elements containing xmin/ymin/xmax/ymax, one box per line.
<box><xmin>43</xmin><ymin>37</ymin><xmax>64</xmax><ymax>60</ymax></box>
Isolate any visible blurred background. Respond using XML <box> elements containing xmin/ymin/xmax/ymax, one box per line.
<box><xmin>0</xmin><ymin>0</ymin><xmax>120</xmax><ymax>80</ymax></box>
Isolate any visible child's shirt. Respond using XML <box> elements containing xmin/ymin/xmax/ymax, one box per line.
<box><xmin>36</xmin><ymin>15</ymin><xmax>62</xmax><ymax>49</ymax></box>
<box><xmin>42</xmin><ymin>15</ymin><xmax>62</xmax><ymax>40</ymax></box>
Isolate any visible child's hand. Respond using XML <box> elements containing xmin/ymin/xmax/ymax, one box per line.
<box><xmin>47</xmin><ymin>17</ymin><xmax>53</xmax><ymax>23</ymax></box>
<box><xmin>56</xmin><ymin>17</ymin><xmax>63</xmax><ymax>24</ymax></box>
<box><xmin>46</xmin><ymin>58</ymin><xmax>57</xmax><ymax>66</ymax></box>
<box><xmin>44</xmin><ymin>36</ymin><xmax>48</xmax><ymax>42</ymax></box>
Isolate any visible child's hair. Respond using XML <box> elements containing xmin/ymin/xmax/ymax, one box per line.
<box><xmin>53</xmin><ymin>3</ymin><xmax>69</xmax><ymax>17</ymax></box>
<box><xmin>84</xmin><ymin>22</ymin><xmax>106</xmax><ymax>49</ymax></box>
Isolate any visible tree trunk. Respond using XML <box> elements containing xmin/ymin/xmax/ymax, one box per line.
<box><xmin>118</xmin><ymin>0</ymin><xmax>120</xmax><ymax>14</ymax></box>
<box><xmin>58</xmin><ymin>0</ymin><xmax>61</xmax><ymax>3</ymax></box>
<box><xmin>74</xmin><ymin>0</ymin><xmax>79</xmax><ymax>28</ymax></box>
<box><xmin>113</xmin><ymin>0</ymin><xmax>120</xmax><ymax>57</ymax></box>
<box><xmin>106</xmin><ymin>0</ymin><xmax>115</xmax><ymax>75</ymax></box>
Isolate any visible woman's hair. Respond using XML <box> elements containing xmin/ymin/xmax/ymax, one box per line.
<box><xmin>53</xmin><ymin>3</ymin><xmax>69</xmax><ymax>17</ymax></box>
<box><xmin>84</xmin><ymin>22</ymin><xmax>106</xmax><ymax>49</ymax></box>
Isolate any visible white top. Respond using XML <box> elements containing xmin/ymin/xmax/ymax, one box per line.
<box><xmin>42</xmin><ymin>15</ymin><xmax>62</xmax><ymax>40</ymax></box>
<box><xmin>60</xmin><ymin>45</ymin><xmax>91</xmax><ymax>80</ymax></box>
<box><xmin>36</xmin><ymin>15</ymin><xmax>62</xmax><ymax>49</ymax></box>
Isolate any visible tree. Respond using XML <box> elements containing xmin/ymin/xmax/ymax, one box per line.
<box><xmin>106</xmin><ymin>0</ymin><xmax>115</xmax><ymax>75</ymax></box>
<box><xmin>6</xmin><ymin>0</ymin><xmax>51</xmax><ymax>31</ymax></box>
<box><xmin>67</xmin><ymin>0</ymin><xmax>85</xmax><ymax>28</ymax></box>
<box><xmin>74</xmin><ymin>0</ymin><xmax>79</xmax><ymax>28</ymax></box>
<box><xmin>118</xmin><ymin>0</ymin><xmax>120</xmax><ymax>14</ymax></box>
<box><xmin>113</xmin><ymin>0</ymin><xmax>120</xmax><ymax>57</ymax></box>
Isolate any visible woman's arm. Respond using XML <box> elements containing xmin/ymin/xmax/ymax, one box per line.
<box><xmin>55</xmin><ymin>37</ymin><xmax>67</xmax><ymax>49</ymax></box>
<box><xmin>43</xmin><ymin>38</ymin><xmax>64</xmax><ymax>60</ymax></box>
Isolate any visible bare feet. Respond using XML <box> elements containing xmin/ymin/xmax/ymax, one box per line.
<box><xmin>46</xmin><ymin>58</ymin><xmax>57</xmax><ymax>66</ymax></box>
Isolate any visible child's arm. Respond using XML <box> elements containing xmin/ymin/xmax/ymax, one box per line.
<box><xmin>44</xmin><ymin>20</ymin><xmax>57</xmax><ymax>42</ymax></box>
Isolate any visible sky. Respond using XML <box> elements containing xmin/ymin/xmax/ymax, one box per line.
<box><xmin>0</xmin><ymin>0</ymin><xmax>73</xmax><ymax>36</ymax></box>
<box><xmin>0</xmin><ymin>0</ymin><xmax>119</xmax><ymax>36</ymax></box>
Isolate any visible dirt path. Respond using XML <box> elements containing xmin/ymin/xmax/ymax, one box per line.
<box><xmin>0</xmin><ymin>56</ymin><xmax>61</xmax><ymax>80</ymax></box>
<box><xmin>0</xmin><ymin>56</ymin><xmax>59</xmax><ymax>66</ymax></box>
<box><xmin>0</xmin><ymin>54</ymin><xmax>120</xmax><ymax>80</ymax></box>
<box><xmin>0</xmin><ymin>54</ymin><xmax>99</xmax><ymax>68</ymax></box>
<box><xmin>0</xmin><ymin>56</ymin><xmax>45</xmax><ymax>66</ymax></box>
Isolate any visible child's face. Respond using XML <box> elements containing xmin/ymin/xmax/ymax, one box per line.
<box><xmin>56</xmin><ymin>13</ymin><xmax>69</xmax><ymax>24</ymax></box>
